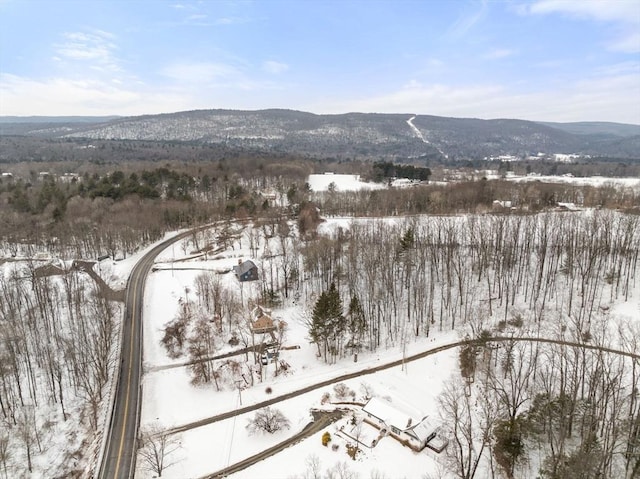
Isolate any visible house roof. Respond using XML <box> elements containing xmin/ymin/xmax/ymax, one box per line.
<box><xmin>233</xmin><ymin>260</ymin><xmax>257</xmax><ymax>276</ymax></box>
<box><xmin>408</xmin><ymin>418</ymin><xmax>435</xmax><ymax>442</ymax></box>
<box><xmin>252</xmin><ymin>314</ymin><xmax>275</xmax><ymax>332</ymax></box>
<box><xmin>363</xmin><ymin>397</ymin><xmax>430</xmax><ymax>437</ymax></box>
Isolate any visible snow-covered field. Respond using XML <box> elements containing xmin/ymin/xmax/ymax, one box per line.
<box><xmin>507</xmin><ymin>173</ymin><xmax>640</xmax><ymax>189</ymax></box>
<box><xmin>308</xmin><ymin>173</ymin><xmax>385</xmax><ymax>192</ymax></box>
<box><xmin>308</xmin><ymin>171</ymin><xmax>640</xmax><ymax>195</ymax></box>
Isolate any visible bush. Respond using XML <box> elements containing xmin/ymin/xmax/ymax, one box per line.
<box><xmin>459</xmin><ymin>344</ymin><xmax>476</xmax><ymax>379</ymax></box>
<box><xmin>161</xmin><ymin>315</ymin><xmax>189</xmax><ymax>358</ymax></box>
<box><xmin>265</xmin><ymin>386</ymin><xmax>272</xmax><ymax>394</ymax></box>
<box><xmin>333</xmin><ymin>383</ymin><xmax>355</xmax><ymax>400</ymax></box>
<box><xmin>322</xmin><ymin>431</ymin><xmax>331</xmax><ymax>446</ymax></box>
<box><xmin>508</xmin><ymin>315</ymin><xmax>524</xmax><ymax>328</ymax></box>
<box><xmin>346</xmin><ymin>443</ymin><xmax>358</xmax><ymax>460</ymax></box>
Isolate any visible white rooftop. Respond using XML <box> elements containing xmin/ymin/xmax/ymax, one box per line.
<box><xmin>363</xmin><ymin>397</ymin><xmax>425</xmax><ymax>431</ymax></box>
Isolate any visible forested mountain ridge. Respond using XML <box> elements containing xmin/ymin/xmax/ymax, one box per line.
<box><xmin>1</xmin><ymin>109</ymin><xmax>638</xmax><ymax>161</ymax></box>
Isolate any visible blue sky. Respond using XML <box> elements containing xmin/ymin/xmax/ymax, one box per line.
<box><xmin>1</xmin><ymin>0</ymin><xmax>639</xmax><ymax>123</ymax></box>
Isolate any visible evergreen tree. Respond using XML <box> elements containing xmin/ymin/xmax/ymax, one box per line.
<box><xmin>347</xmin><ymin>293</ymin><xmax>366</xmax><ymax>359</ymax></box>
<box><xmin>309</xmin><ymin>282</ymin><xmax>344</xmax><ymax>362</ymax></box>
<box><xmin>399</xmin><ymin>227</ymin><xmax>415</xmax><ymax>251</ymax></box>
<box><xmin>326</xmin><ymin>282</ymin><xmax>344</xmax><ymax>360</ymax></box>
<box><xmin>310</xmin><ymin>290</ymin><xmax>330</xmax><ymax>356</ymax></box>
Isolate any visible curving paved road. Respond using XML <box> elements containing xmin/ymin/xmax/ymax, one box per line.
<box><xmin>97</xmin><ymin>229</ymin><xmax>205</xmax><ymax>479</ymax></box>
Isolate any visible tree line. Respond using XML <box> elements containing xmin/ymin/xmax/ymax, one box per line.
<box><xmin>0</xmin><ymin>262</ymin><xmax>117</xmax><ymax>475</ymax></box>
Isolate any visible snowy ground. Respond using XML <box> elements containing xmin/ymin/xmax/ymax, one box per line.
<box><xmin>132</xmin><ymin>213</ymin><xmax>639</xmax><ymax>479</ymax></box>
<box><xmin>3</xmin><ymin>199</ymin><xmax>637</xmax><ymax>478</ymax></box>
<box><xmin>308</xmin><ymin>173</ymin><xmax>385</xmax><ymax>192</ymax></box>
<box><xmin>307</xmin><ymin>171</ymin><xmax>640</xmax><ymax>194</ymax></box>
<box><xmin>134</xmin><ymin>222</ymin><xmax>464</xmax><ymax>479</ymax></box>
<box><xmin>506</xmin><ymin>173</ymin><xmax>640</xmax><ymax>189</ymax></box>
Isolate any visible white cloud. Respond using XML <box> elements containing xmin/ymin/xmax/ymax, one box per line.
<box><xmin>528</xmin><ymin>0</ymin><xmax>639</xmax><ymax>23</ymax></box>
<box><xmin>609</xmin><ymin>30</ymin><xmax>640</xmax><ymax>54</ymax></box>
<box><xmin>263</xmin><ymin>60</ymin><xmax>289</xmax><ymax>74</ymax></box>
<box><xmin>214</xmin><ymin>16</ymin><xmax>249</xmax><ymax>25</ymax></box>
<box><xmin>54</xmin><ymin>30</ymin><xmax>121</xmax><ymax>73</ymax></box>
<box><xmin>0</xmin><ymin>73</ymin><xmax>188</xmax><ymax>116</ymax></box>
<box><xmin>308</xmin><ymin>72</ymin><xmax>640</xmax><ymax>124</ymax></box>
<box><xmin>160</xmin><ymin>62</ymin><xmax>242</xmax><ymax>84</ymax></box>
<box><xmin>527</xmin><ymin>0</ymin><xmax>640</xmax><ymax>53</ymax></box>
<box><xmin>315</xmin><ymin>82</ymin><xmax>504</xmax><ymax>116</ymax></box>
<box><xmin>482</xmin><ymin>48</ymin><xmax>515</xmax><ymax>60</ymax></box>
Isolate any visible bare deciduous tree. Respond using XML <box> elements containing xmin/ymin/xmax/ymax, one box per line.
<box><xmin>0</xmin><ymin>430</ymin><xmax>11</xmax><ymax>479</ymax></box>
<box><xmin>139</xmin><ymin>424</ymin><xmax>181</xmax><ymax>478</ymax></box>
<box><xmin>246</xmin><ymin>407</ymin><xmax>290</xmax><ymax>434</ymax></box>
<box><xmin>439</xmin><ymin>379</ymin><xmax>499</xmax><ymax>479</ymax></box>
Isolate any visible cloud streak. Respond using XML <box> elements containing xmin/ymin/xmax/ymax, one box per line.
<box><xmin>311</xmin><ymin>71</ymin><xmax>640</xmax><ymax>124</ymax></box>
<box><xmin>446</xmin><ymin>0</ymin><xmax>488</xmax><ymax>38</ymax></box>
<box><xmin>482</xmin><ymin>48</ymin><xmax>515</xmax><ymax>60</ymax></box>
<box><xmin>54</xmin><ymin>30</ymin><xmax>121</xmax><ymax>71</ymax></box>
<box><xmin>527</xmin><ymin>0</ymin><xmax>640</xmax><ymax>53</ymax></box>
<box><xmin>263</xmin><ymin>60</ymin><xmax>289</xmax><ymax>74</ymax></box>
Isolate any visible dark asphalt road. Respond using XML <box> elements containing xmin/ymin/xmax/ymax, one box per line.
<box><xmin>97</xmin><ymin>229</ymin><xmax>203</xmax><ymax>479</ymax></box>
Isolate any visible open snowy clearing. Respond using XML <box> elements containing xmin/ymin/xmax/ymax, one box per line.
<box><xmin>307</xmin><ymin>171</ymin><xmax>640</xmax><ymax>194</ymax></box>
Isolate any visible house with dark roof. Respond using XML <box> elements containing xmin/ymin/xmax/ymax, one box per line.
<box><xmin>233</xmin><ymin>259</ymin><xmax>259</xmax><ymax>282</ymax></box>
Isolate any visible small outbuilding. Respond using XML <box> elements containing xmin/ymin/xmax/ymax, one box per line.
<box><xmin>233</xmin><ymin>259</ymin><xmax>259</xmax><ymax>282</ymax></box>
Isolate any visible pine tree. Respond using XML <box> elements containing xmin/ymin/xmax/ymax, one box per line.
<box><xmin>347</xmin><ymin>294</ymin><xmax>366</xmax><ymax>360</ymax></box>
<box><xmin>309</xmin><ymin>283</ymin><xmax>344</xmax><ymax>362</ymax></box>
<box><xmin>310</xmin><ymin>290</ymin><xmax>330</xmax><ymax>357</ymax></box>
<box><xmin>326</xmin><ymin>283</ymin><xmax>344</xmax><ymax>359</ymax></box>
<box><xmin>399</xmin><ymin>227</ymin><xmax>415</xmax><ymax>252</ymax></box>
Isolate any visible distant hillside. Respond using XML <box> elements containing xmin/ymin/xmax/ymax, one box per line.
<box><xmin>0</xmin><ymin>115</ymin><xmax>121</xmax><ymax>124</ymax></box>
<box><xmin>538</xmin><ymin>121</ymin><xmax>640</xmax><ymax>138</ymax></box>
<box><xmin>1</xmin><ymin>109</ymin><xmax>638</xmax><ymax>160</ymax></box>
<box><xmin>0</xmin><ymin>116</ymin><xmax>120</xmax><ymax>136</ymax></box>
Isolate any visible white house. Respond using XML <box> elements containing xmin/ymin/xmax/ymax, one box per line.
<box><xmin>362</xmin><ymin>397</ymin><xmax>437</xmax><ymax>450</ymax></box>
